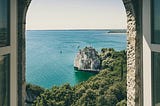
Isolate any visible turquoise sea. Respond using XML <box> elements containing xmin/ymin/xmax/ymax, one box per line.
<box><xmin>26</xmin><ymin>30</ymin><xmax>126</xmax><ymax>88</ymax></box>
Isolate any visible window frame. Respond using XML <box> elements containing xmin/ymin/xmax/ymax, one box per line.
<box><xmin>143</xmin><ymin>0</ymin><xmax>160</xmax><ymax>106</ymax></box>
<box><xmin>0</xmin><ymin>0</ymin><xmax>17</xmax><ymax>105</ymax></box>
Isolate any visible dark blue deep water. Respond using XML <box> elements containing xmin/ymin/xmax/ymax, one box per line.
<box><xmin>26</xmin><ymin>30</ymin><xmax>126</xmax><ymax>88</ymax></box>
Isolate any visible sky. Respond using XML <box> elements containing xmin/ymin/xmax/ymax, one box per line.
<box><xmin>26</xmin><ymin>0</ymin><xmax>127</xmax><ymax>30</ymax></box>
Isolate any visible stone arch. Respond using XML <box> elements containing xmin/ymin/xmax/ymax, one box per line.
<box><xmin>17</xmin><ymin>0</ymin><xmax>143</xmax><ymax>105</ymax></box>
<box><xmin>122</xmin><ymin>0</ymin><xmax>143</xmax><ymax>106</ymax></box>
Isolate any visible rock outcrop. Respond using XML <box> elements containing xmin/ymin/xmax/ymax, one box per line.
<box><xmin>25</xmin><ymin>84</ymin><xmax>44</xmax><ymax>106</ymax></box>
<box><xmin>74</xmin><ymin>47</ymin><xmax>101</xmax><ymax>72</ymax></box>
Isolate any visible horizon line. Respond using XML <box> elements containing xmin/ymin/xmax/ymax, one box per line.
<box><xmin>26</xmin><ymin>28</ymin><xmax>127</xmax><ymax>31</ymax></box>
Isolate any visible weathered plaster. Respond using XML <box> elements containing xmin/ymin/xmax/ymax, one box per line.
<box><xmin>17</xmin><ymin>0</ymin><xmax>143</xmax><ymax>105</ymax></box>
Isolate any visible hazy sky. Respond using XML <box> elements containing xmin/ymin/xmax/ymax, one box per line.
<box><xmin>26</xmin><ymin>0</ymin><xmax>127</xmax><ymax>30</ymax></box>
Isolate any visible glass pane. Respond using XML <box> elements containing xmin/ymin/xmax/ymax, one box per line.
<box><xmin>0</xmin><ymin>0</ymin><xmax>10</xmax><ymax>47</ymax></box>
<box><xmin>152</xmin><ymin>52</ymin><xmax>160</xmax><ymax>106</ymax></box>
<box><xmin>0</xmin><ymin>54</ymin><xmax>10</xmax><ymax>106</ymax></box>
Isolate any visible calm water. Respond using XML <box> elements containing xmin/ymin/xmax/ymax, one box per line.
<box><xmin>26</xmin><ymin>30</ymin><xmax>126</xmax><ymax>88</ymax></box>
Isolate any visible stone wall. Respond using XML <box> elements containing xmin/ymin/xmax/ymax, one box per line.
<box><xmin>17</xmin><ymin>0</ymin><xmax>143</xmax><ymax>105</ymax></box>
<box><xmin>122</xmin><ymin>0</ymin><xmax>143</xmax><ymax>106</ymax></box>
<box><xmin>17</xmin><ymin>0</ymin><xmax>31</xmax><ymax>106</ymax></box>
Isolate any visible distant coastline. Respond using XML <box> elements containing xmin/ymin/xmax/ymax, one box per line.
<box><xmin>108</xmin><ymin>29</ymin><xmax>127</xmax><ymax>33</ymax></box>
<box><xmin>26</xmin><ymin>29</ymin><xmax>127</xmax><ymax>33</ymax></box>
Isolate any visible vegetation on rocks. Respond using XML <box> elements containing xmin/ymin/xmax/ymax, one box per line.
<box><xmin>27</xmin><ymin>48</ymin><xmax>127</xmax><ymax>106</ymax></box>
<box><xmin>26</xmin><ymin>84</ymin><xmax>44</xmax><ymax>104</ymax></box>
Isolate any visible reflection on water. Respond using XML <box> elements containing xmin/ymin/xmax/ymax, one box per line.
<box><xmin>74</xmin><ymin>70</ymin><xmax>96</xmax><ymax>83</ymax></box>
<box><xmin>0</xmin><ymin>0</ymin><xmax>10</xmax><ymax>47</ymax></box>
<box><xmin>0</xmin><ymin>29</ymin><xmax>9</xmax><ymax>46</ymax></box>
<box><xmin>0</xmin><ymin>55</ymin><xmax>10</xmax><ymax>106</ymax></box>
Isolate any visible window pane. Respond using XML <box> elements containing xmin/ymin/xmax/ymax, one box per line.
<box><xmin>152</xmin><ymin>52</ymin><xmax>160</xmax><ymax>106</ymax></box>
<box><xmin>152</xmin><ymin>0</ymin><xmax>160</xmax><ymax>44</ymax></box>
<box><xmin>0</xmin><ymin>0</ymin><xmax>10</xmax><ymax>47</ymax></box>
<box><xmin>0</xmin><ymin>54</ymin><xmax>10</xmax><ymax>106</ymax></box>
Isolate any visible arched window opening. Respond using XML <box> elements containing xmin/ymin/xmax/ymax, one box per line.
<box><xmin>25</xmin><ymin>0</ymin><xmax>127</xmax><ymax>105</ymax></box>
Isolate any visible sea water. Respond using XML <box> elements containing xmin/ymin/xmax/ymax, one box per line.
<box><xmin>26</xmin><ymin>30</ymin><xmax>126</xmax><ymax>88</ymax></box>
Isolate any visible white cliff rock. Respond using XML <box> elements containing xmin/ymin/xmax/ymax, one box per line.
<box><xmin>74</xmin><ymin>47</ymin><xmax>101</xmax><ymax>71</ymax></box>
